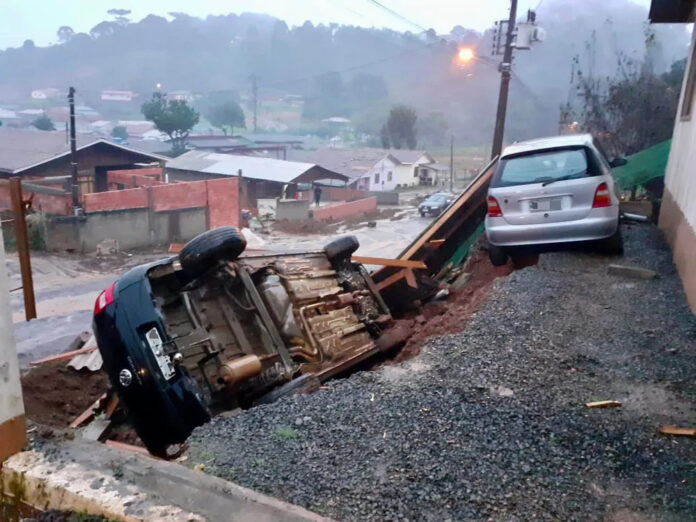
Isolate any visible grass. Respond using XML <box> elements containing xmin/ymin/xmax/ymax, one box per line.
<box><xmin>274</xmin><ymin>427</ymin><xmax>300</xmax><ymax>440</ymax></box>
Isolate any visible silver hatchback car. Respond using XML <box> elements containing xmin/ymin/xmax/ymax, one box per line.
<box><xmin>485</xmin><ymin>134</ymin><xmax>626</xmax><ymax>266</ymax></box>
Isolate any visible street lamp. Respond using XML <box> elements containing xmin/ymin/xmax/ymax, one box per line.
<box><xmin>457</xmin><ymin>47</ymin><xmax>474</xmax><ymax>64</ymax></box>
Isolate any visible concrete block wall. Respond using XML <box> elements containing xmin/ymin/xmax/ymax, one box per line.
<box><xmin>312</xmin><ymin>197</ymin><xmax>377</xmax><ymax>222</ymax></box>
<box><xmin>298</xmin><ymin>187</ymin><xmax>369</xmax><ymax>203</ymax></box>
<box><xmin>106</xmin><ymin>167</ymin><xmax>163</xmax><ymax>189</ymax></box>
<box><xmin>0</xmin><ymin>185</ymin><xmax>73</xmax><ymax>216</ymax></box>
<box><xmin>276</xmin><ymin>199</ymin><xmax>310</xmax><ymax>221</ymax></box>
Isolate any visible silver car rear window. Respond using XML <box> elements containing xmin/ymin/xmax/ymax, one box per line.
<box><xmin>492</xmin><ymin>146</ymin><xmax>596</xmax><ymax>188</ymax></box>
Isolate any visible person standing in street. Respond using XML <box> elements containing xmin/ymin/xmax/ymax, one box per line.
<box><xmin>314</xmin><ymin>185</ymin><xmax>322</xmax><ymax>207</ymax></box>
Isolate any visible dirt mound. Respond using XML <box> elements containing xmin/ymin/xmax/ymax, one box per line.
<box><xmin>21</xmin><ymin>362</ymin><xmax>109</xmax><ymax>427</ymax></box>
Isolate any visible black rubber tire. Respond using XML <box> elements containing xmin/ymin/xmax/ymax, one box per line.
<box><xmin>324</xmin><ymin>235</ymin><xmax>359</xmax><ymax>263</ymax></box>
<box><xmin>600</xmin><ymin>222</ymin><xmax>624</xmax><ymax>256</ymax></box>
<box><xmin>488</xmin><ymin>244</ymin><xmax>509</xmax><ymax>266</ymax></box>
<box><xmin>253</xmin><ymin>375</ymin><xmax>321</xmax><ymax>406</ymax></box>
<box><xmin>179</xmin><ymin>226</ymin><xmax>246</xmax><ymax>277</ymax></box>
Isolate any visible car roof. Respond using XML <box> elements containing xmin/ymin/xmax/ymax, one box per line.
<box><xmin>501</xmin><ymin>134</ymin><xmax>593</xmax><ymax>158</ymax></box>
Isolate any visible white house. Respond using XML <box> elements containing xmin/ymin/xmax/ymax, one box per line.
<box><xmin>30</xmin><ymin>88</ymin><xmax>60</xmax><ymax>99</ymax></box>
<box><xmin>101</xmin><ymin>90</ymin><xmax>136</xmax><ymax>102</ymax></box>
<box><xmin>357</xmin><ymin>150</ymin><xmax>448</xmax><ymax>191</ymax></box>
<box><xmin>650</xmin><ymin>0</ymin><xmax>696</xmax><ymax>312</ymax></box>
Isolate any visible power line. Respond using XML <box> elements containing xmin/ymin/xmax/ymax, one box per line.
<box><xmin>365</xmin><ymin>0</ymin><xmax>429</xmax><ymax>33</ymax></box>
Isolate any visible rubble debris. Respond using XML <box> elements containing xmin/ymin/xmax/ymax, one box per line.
<box><xmin>21</xmin><ymin>361</ymin><xmax>109</xmax><ymax>427</ymax></box>
<box><xmin>607</xmin><ymin>264</ymin><xmax>658</xmax><ymax>280</ymax></box>
<box><xmin>70</xmin><ymin>393</ymin><xmax>107</xmax><ymax>429</ymax></box>
<box><xmin>30</xmin><ymin>332</ymin><xmax>96</xmax><ymax>366</ymax></box>
<box><xmin>352</xmin><ymin>256</ymin><xmax>427</xmax><ymax>269</ymax></box>
<box><xmin>658</xmin><ymin>425</ymin><xmax>696</xmax><ymax>437</ymax></box>
<box><xmin>104</xmin><ymin>440</ymin><xmax>158</xmax><ymax>459</ymax></box>
<box><xmin>622</xmin><ymin>212</ymin><xmax>650</xmax><ymax>223</ymax></box>
<box><xmin>96</xmin><ymin>238</ymin><xmax>119</xmax><ymax>257</ymax></box>
<box><xmin>585</xmin><ymin>400</ymin><xmax>622</xmax><ymax>408</ymax></box>
<box><xmin>67</xmin><ymin>348</ymin><xmax>103</xmax><ymax>372</ymax></box>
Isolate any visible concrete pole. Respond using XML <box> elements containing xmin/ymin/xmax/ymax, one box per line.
<box><xmin>0</xmin><ymin>225</ymin><xmax>27</xmax><ymax>461</ymax></box>
<box><xmin>491</xmin><ymin>0</ymin><xmax>518</xmax><ymax>159</ymax></box>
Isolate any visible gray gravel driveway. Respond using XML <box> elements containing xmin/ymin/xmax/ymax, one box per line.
<box><xmin>187</xmin><ymin>224</ymin><xmax>696</xmax><ymax>521</ymax></box>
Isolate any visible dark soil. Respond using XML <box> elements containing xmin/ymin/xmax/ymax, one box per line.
<box><xmin>21</xmin><ymin>362</ymin><xmax>109</xmax><ymax>427</ymax></box>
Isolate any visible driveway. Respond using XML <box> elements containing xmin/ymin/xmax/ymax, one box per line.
<box><xmin>187</xmin><ymin>224</ymin><xmax>696</xmax><ymax>521</ymax></box>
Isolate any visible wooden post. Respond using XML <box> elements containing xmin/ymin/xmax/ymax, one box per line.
<box><xmin>9</xmin><ymin>177</ymin><xmax>36</xmax><ymax>321</ymax></box>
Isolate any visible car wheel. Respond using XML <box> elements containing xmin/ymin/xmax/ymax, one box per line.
<box><xmin>488</xmin><ymin>244</ymin><xmax>509</xmax><ymax>266</ymax></box>
<box><xmin>179</xmin><ymin>226</ymin><xmax>246</xmax><ymax>277</ymax></box>
<box><xmin>324</xmin><ymin>235</ymin><xmax>359</xmax><ymax>264</ymax></box>
<box><xmin>600</xmin><ymin>222</ymin><xmax>624</xmax><ymax>256</ymax></box>
<box><xmin>419</xmin><ymin>211</ymin><xmax>425</xmax><ymax>217</ymax></box>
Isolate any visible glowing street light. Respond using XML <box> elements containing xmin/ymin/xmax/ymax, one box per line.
<box><xmin>457</xmin><ymin>47</ymin><xmax>474</xmax><ymax>64</ymax></box>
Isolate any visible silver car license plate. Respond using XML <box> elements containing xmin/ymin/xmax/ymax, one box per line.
<box><xmin>530</xmin><ymin>198</ymin><xmax>562</xmax><ymax>212</ymax></box>
<box><xmin>145</xmin><ymin>327</ymin><xmax>175</xmax><ymax>380</ymax></box>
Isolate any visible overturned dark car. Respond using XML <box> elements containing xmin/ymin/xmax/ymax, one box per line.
<box><xmin>93</xmin><ymin>227</ymin><xmax>400</xmax><ymax>456</ymax></box>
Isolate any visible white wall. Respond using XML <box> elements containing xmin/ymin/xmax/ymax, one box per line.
<box><xmin>0</xmin><ymin>225</ymin><xmax>25</xmax><ymax>458</ymax></box>
<box><xmin>367</xmin><ymin>157</ymin><xmax>400</xmax><ymax>191</ymax></box>
<box><xmin>664</xmin><ymin>29</ymin><xmax>696</xmax><ymax>231</ymax></box>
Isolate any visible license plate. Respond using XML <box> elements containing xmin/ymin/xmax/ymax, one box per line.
<box><xmin>530</xmin><ymin>198</ymin><xmax>562</xmax><ymax>212</ymax></box>
<box><xmin>145</xmin><ymin>327</ymin><xmax>175</xmax><ymax>380</ymax></box>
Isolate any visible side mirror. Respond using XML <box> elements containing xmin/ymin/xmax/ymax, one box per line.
<box><xmin>610</xmin><ymin>157</ymin><xmax>627</xmax><ymax>168</ymax></box>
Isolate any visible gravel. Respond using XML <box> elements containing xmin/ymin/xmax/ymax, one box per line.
<box><xmin>187</xmin><ymin>224</ymin><xmax>696</xmax><ymax>521</ymax></box>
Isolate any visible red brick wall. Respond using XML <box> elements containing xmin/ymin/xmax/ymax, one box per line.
<box><xmin>107</xmin><ymin>167</ymin><xmax>163</xmax><ymax>189</ymax></box>
<box><xmin>83</xmin><ymin>187</ymin><xmax>149</xmax><ymax>212</ymax></box>
<box><xmin>151</xmin><ymin>181</ymin><xmax>208</xmax><ymax>211</ymax></box>
<box><xmin>298</xmin><ymin>186</ymin><xmax>368</xmax><ymax>202</ymax></box>
<box><xmin>206</xmin><ymin>178</ymin><xmax>240</xmax><ymax>228</ymax></box>
<box><xmin>312</xmin><ymin>197</ymin><xmax>377</xmax><ymax>222</ymax></box>
<box><xmin>0</xmin><ymin>186</ymin><xmax>72</xmax><ymax>215</ymax></box>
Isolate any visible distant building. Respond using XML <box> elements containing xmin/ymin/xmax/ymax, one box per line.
<box><xmin>100</xmin><ymin>90</ymin><xmax>136</xmax><ymax>102</ymax></box>
<box><xmin>30</xmin><ymin>88</ymin><xmax>61</xmax><ymax>100</ymax></box>
<box><xmin>649</xmin><ymin>0</ymin><xmax>696</xmax><ymax>312</ymax></box>
<box><xmin>288</xmin><ymin>148</ymin><xmax>449</xmax><ymax>192</ymax></box>
<box><xmin>169</xmin><ymin>90</ymin><xmax>195</xmax><ymax>103</ymax></box>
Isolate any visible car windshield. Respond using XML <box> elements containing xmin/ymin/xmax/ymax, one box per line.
<box><xmin>492</xmin><ymin>147</ymin><xmax>590</xmax><ymax>188</ymax></box>
<box><xmin>425</xmin><ymin>195</ymin><xmax>448</xmax><ymax>203</ymax></box>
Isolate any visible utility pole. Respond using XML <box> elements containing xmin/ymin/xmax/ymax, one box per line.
<box><xmin>491</xmin><ymin>0</ymin><xmax>518</xmax><ymax>159</ymax></box>
<box><xmin>249</xmin><ymin>75</ymin><xmax>258</xmax><ymax>133</ymax></box>
<box><xmin>449</xmin><ymin>135</ymin><xmax>454</xmax><ymax>192</ymax></box>
<box><xmin>68</xmin><ymin>87</ymin><xmax>80</xmax><ymax>213</ymax></box>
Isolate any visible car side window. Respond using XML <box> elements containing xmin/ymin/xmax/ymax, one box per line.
<box><xmin>592</xmin><ymin>139</ymin><xmax>612</xmax><ymax>172</ymax></box>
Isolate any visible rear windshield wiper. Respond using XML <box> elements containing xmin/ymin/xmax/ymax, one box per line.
<box><xmin>542</xmin><ymin>169</ymin><xmax>587</xmax><ymax>187</ymax></box>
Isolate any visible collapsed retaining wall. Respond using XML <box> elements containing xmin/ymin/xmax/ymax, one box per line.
<box><xmin>312</xmin><ymin>197</ymin><xmax>377</xmax><ymax>221</ymax></box>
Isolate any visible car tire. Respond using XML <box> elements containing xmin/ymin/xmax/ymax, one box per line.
<box><xmin>488</xmin><ymin>244</ymin><xmax>509</xmax><ymax>266</ymax></box>
<box><xmin>324</xmin><ymin>235</ymin><xmax>359</xmax><ymax>264</ymax></box>
<box><xmin>600</xmin><ymin>222</ymin><xmax>624</xmax><ymax>256</ymax></box>
<box><xmin>179</xmin><ymin>226</ymin><xmax>246</xmax><ymax>277</ymax></box>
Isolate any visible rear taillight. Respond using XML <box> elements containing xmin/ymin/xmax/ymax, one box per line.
<box><xmin>592</xmin><ymin>182</ymin><xmax>611</xmax><ymax>208</ymax></box>
<box><xmin>94</xmin><ymin>283</ymin><xmax>115</xmax><ymax>315</ymax></box>
<box><xmin>487</xmin><ymin>196</ymin><xmax>503</xmax><ymax>217</ymax></box>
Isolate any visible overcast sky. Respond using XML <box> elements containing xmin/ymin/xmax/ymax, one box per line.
<box><xmin>1</xmin><ymin>0</ymin><xmax>653</xmax><ymax>50</ymax></box>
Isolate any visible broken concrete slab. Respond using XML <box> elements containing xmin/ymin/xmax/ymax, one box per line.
<box><xmin>1</xmin><ymin>439</ymin><xmax>330</xmax><ymax>522</ymax></box>
<box><xmin>607</xmin><ymin>264</ymin><xmax>658</xmax><ymax>280</ymax></box>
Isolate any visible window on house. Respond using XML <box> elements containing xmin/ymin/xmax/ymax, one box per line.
<box><xmin>374</xmin><ymin>173</ymin><xmax>380</xmax><ymax>184</ymax></box>
<box><xmin>681</xmin><ymin>42</ymin><xmax>696</xmax><ymax>120</ymax></box>
<box><xmin>413</xmin><ymin>169</ymin><xmax>418</xmax><ymax>178</ymax></box>
<box><xmin>387</xmin><ymin>171</ymin><xmax>392</xmax><ymax>181</ymax></box>
<box><xmin>421</xmin><ymin>168</ymin><xmax>428</xmax><ymax>176</ymax></box>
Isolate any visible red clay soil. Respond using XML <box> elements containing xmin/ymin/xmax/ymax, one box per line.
<box><xmin>389</xmin><ymin>249</ymin><xmax>514</xmax><ymax>363</ymax></box>
<box><xmin>21</xmin><ymin>362</ymin><xmax>109</xmax><ymax>428</ymax></box>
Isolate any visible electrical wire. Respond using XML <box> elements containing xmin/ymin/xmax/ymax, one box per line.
<box><xmin>365</xmin><ymin>0</ymin><xmax>429</xmax><ymax>33</ymax></box>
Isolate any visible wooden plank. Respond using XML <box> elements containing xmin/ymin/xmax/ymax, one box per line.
<box><xmin>30</xmin><ymin>345</ymin><xmax>97</xmax><ymax>366</ymax></box>
<box><xmin>659</xmin><ymin>425</ymin><xmax>696</xmax><ymax>436</ymax></box>
<box><xmin>69</xmin><ymin>393</ymin><xmax>106</xmax><ymax>429</ymax></box>
<box><xmin>376</xmin><ymin>269</ymin><xmax>407</xmax><ymax>291</ymax></box>
<box><xmin>351</xmin><ymin>256</ymin><xmax>427</xmax><ymax>269</ymax></box>
<box><xmin>105</xmin><ymin>440</ymin><xmax>158</xmax><ymax>459</ymax></box>
<box><xmin>426</xmin><ymin>239</ymin><xmax>445</xmax><ymax>247</ymax></box>
<box><xmin>586</xmin><ymin>400</ymin><xmax>622</xmax><ymax>408</ymax></box>
<box><xmin>399</xmin><ymin>158</ymin><xmax>497</xmax><ymax>261</ymax></box>
<box><xmin>404</xmin><ymin>268</ymin><xmax>417</xmax><ymax>288</ymax></box>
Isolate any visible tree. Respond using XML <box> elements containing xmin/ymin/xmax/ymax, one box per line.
<box><xmin>32</xmin><ymin>115</ymin><xmax>55</xmax><ymax>131</ymax></box>
<box><xmin>107</xmin><ymin>8</ymin><xmax>131</xmax><ymax>26</ymax></box>
<box><xmin>57</xmin><ymin>26</ymin><xmax>75</xmax><ymax>43</ymax></box>
<box><xmin>111</xmin><ymin>125</ymin><xmax>128</xmax><ymax>140</ymax></box>
<box><xmin>385</xmin><ymin>105</ymin><xmax>417</xmax><ymax>149</ymax></box>
<box><xmin>141</xmin><ymin>92</ymin><xmax>199</xmax><ymax>153</ymax></box>
<box><xmin>380</xmin><ymin>124</ymin><xmax>390</xmax><ymax>149</ymax></box>
<box><xmin>207</xmin><ymin>101</ymin><xmax>245</xmax><ymax>135</ymax></box>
